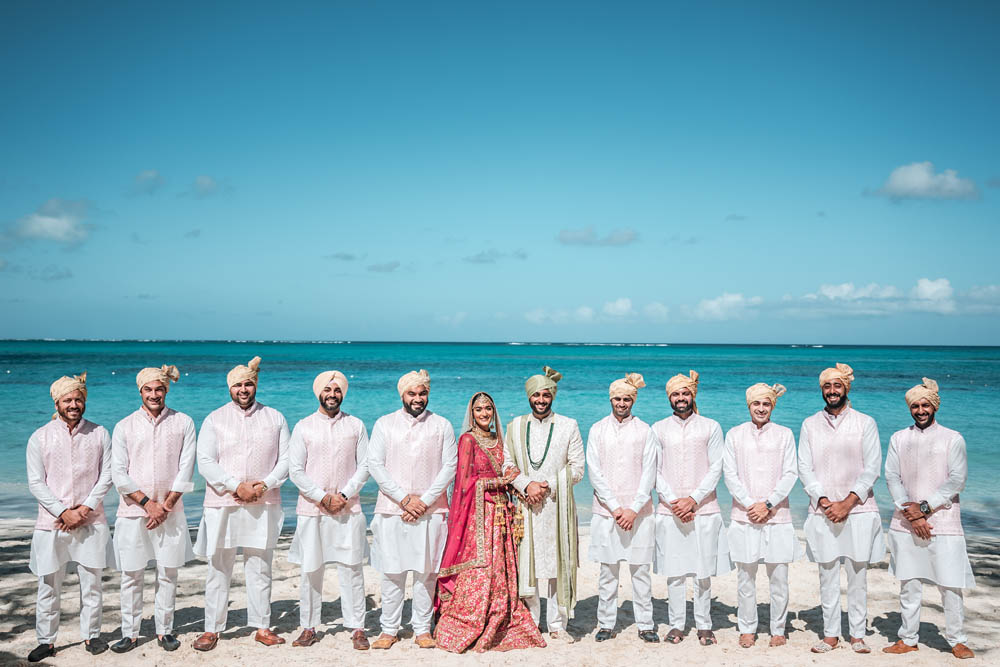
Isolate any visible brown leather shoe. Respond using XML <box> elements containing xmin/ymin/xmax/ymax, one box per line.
<box><xmin>371</xmin><ymin>633</ymin><xmax>398</xmax><ymax>650</ymax></box>
<box><xmin>883</xmin><ymin>640</ymin><xmax>918</xmax><ymax>654</ymax></box>
<box><xmin>193</xmin><ymin>632</ymin><xmax>219</xmax><ymax>652</ymax></box>
<box><xmin>351</xmin><ymin>630</ymin><xmax>370</xmax><ymax>650</ymax></box>
<box><xmin>292</xmin><ymin>628</ymin><xmax>318</xmax><ymax>647</ymax></box>
<box><xmin>414</xmin><ymin>633</ymin><xmax>437</xmax><ymax>648</ymax></box>
<box><xmin>255</xmin><ymin>628</ymin><xmax>285</xmax><ymax>646</ymax></box>
<box><xmin>952</xmin><ymin>644</ymin><xmax>975</xmax><ymax>659</ymax></box>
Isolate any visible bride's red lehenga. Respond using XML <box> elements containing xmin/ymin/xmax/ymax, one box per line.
<box><xmin>434</xmin><ymin>406</ymin><xmax>546</xmax><ymax>653</ymax></box>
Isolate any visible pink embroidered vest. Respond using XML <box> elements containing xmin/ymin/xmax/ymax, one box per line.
<box><xmin>890</xmin><ymin>424</ymin><xmax>963</xmax><ymax>536</ymax></box>
<box><xmin>296</xmin><ymin>412</ymin><xmax>363</xmax><ymax>516</ymax></box>
<box><xmin>34</xmin><ymin>419</ymin><xmax>109</xmax><ymax>530</ymax></box>
<box><xmin>374</xmin><ymin>411</ymin><xmax>450</xmax><ymax>516</ymax></box>
<box><xmin>591</xmin><ymin>416</ymin><xmax>653</xmax><ymax>518</ymax></box>
<box><xmin>117</xmin><ymin>408</ymin><xmax>191</xmax><ymax>518</ymax></box>
<box><xmin>203</xmin><ymin>403</ymin><xmax>284</xmax><ymax>508</ymax></box>
<box><xmin>803</xmin><ymin>408</ymin><xmax>879</xmax><ymax>515</ymax></box>
<box><xmin>731</xmin><ymin>422</ymin><xmax>792</xmax><ymax>524</ymax></box>
<box><xmin>654</xmin><ymin>414</ymin><xmax>721</xmax><ymax>516</ymax></box>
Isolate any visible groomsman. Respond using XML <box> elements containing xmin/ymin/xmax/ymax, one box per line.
<box><xmin>110</xmin><ymin>365</ymin><xmax>196</xmax><ymax>653</ymax></box>
<box><xmin>652</xmin><ymin>370</ymin><xmax>731</xmax><ymax>645</ymax></box>
<box><xmin>722</xmin><ymin>383</ymin><xmax>802</xmax><ymax>649</ymax></box>
<box><xmin>26</xmin><ymin>373</ymin><xmax>113</xmax><ymax>662</ymax></box>
<box><xmin>288</xmin><ymin>371</ymin><xmax>371</xmax><ymax>650</ymax></box>
<box><xmin>503</xmin><ymin>366</ymin><xmax>585</xmax><ymax>643</ymax></box>
<box><xmin>587</xmin><ymin>373</ymin><xmax>659</xmax><ymax>643</ymax></box>
<box><xmin>192</xmin><ymin>356</ymin><xmax>290</xmax><ymax>651</ymax></box>
<box><xmin>798</xmin><ymin>363</ymin><xmax>885</xmax><ymax>654</ymax></box>
<box><xmin>883</xmin><ymin>378</ymin><xmax>975</xmax><ymax>659</ymax></box>
<box><xmin>368</xmin><ymin>370</ymin><xmax>457</xmax><ymax>650</ymax></box>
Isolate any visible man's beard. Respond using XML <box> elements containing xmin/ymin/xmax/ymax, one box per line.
<box><xmin>824</xmin><ymin>392</ymin><xmax>846</xmax><ymax>409</ymax></box>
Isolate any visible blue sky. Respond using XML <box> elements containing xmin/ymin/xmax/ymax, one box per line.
<box><xmin>2</xmin><ymin>1</ymin><xmax>999</xmax><ymax>344</ymax></box>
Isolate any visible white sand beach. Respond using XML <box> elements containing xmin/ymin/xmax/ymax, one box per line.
<box><xmin>1</xmin><ymin>519</ymin><xmax>996</xmax><ymax>666</ymax></box>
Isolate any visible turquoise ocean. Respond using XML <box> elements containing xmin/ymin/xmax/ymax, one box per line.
<box><xmin>1</xmin><ymin>341</ymin><xmax>997</xmax><ymax>536</ymax></box>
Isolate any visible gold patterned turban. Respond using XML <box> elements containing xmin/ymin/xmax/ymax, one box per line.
<box><xmin>525</xmin><ymin>366</ymin><xmax>562</xmax><ymax>397</ymax></box>
<box><xmin>227</xmin><ymin>356</ymin><xmax>261</xmax><ymax>387</ymax></box>
<box><xmin>609</xmin><ymin>372</ymin><xmax>645</xmax><ymax>399</ymax></box>
<box><xmin>745</xmin><ymin>382</ymin><xmax>787</xmax><ymax>407</ymax></box>
<box><xmin>819</xmin><ymin>362</ymin><xmax>854</xmax><ymax>390</ymax></box>
<box><xmin>904</xmin><ymin>377</ymin><xmax>940</xmax><ymax>410</ymax></box>
<box><xmin>397</xmin><ymin>369</ymin><xmax>431</xmax><ymax>397</ymax></box>
<box><xmin>136</xmin><ymin>364</ymin><xmax>180</xmax><ymax>391</ymax></box>
<box><xmin>666</xmin><ymin>369</ymin><xmax>699</xmax><ymax>413</ymax></box>
<box><xmin>313</xmin><ymin>370</ymin><xmax>349</xmax><ymax>400</ymax></box>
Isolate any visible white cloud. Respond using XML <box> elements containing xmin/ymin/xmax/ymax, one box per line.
<box><xmin>811</xmin><ymin>282</ymin><xmax>902</xmax><ymax>301</ymax></box>
<box><xmin>791</xmin><ymin>277</ymin><xmax>959</xmax><ymax>317</ymax></box>
<box><xmin>575</xmin><ymin>306</ymin><xmax>595</xmax><ymax>322</ymax></box>
<box><xmin>644</xmin><ymin>301</ymin><xmax>670</xmax><ymax>321</ymax></box>
<box><xmin>463</xmin><ymin>248</ymin><xmax>529</xmax><ymax>264</ymax></box>
<box><xmin>602</xmin><ymin>297</ymin><xmax>634</xmax><ymax>318</ymax></box>
<box><xmin>693</xmin><ymin>293</ymin><xmax>762</xmax><ymax>321</ymax></box>
<box><xmin>131</xmin><ymin>169</ymin><xmax>164</xmax><ymax>195</ymax></box>
<box><xmin>910</xmin><ymin>277</ymin><xmax>955</xmax><ymax>313</ymax></box>
<box><xmin>524</xmin><ymin>306</ymin><xmax>595</xmax><ymax>325</ymax></box>
<box><xmin>180</xmin><ymin>175</ymin><xmax>229</xmax><ymax>198</ymax></box>
<box><xmin>876</xmin><ymin>161</ymin><xmax>978</xmax><ymax>200</ymax></box>
<box><xmin>557</xmin><ymin>226</ymin><xmax>638</xmax><ymax>246</ymax></box>
<box><xmin>11</xmin><ymin>199</ymin><xmax>92</xmax><ymax>244</ymax></box>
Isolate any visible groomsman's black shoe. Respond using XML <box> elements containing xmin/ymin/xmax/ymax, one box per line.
<box><xmin>158</xmin><ymin>634</ymin><xmax>181</xmax><ymax>651</ymax></box>
<box><xmin>111</xmin><ymin>637</ymin><xmax>137</xmax><ymax>653</ymax></box>
<box><xmin>638</xmin><ymin>630</ymin><xmax>660</xmax><ymax>643</ymax></box>
<box><xmin>27</xmin><ymin>644</ymin><xmax>55</xmax><ymax>662</ymax></box>
<box><xmin>85</xmin><ymin>637</ymin><xmax>109</xmax><ymax>655</ymax></box>
<box><xmin>595</xmin><ymin>628</ymin><xmax>614</xmax><ymax>642</ymax></box>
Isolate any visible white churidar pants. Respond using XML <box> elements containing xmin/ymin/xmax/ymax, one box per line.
<box><xmin>120</xmin><ymin>565</ymin><xmax>179</xmax><ymax>637</ymax></box>
<box><xmin>818</xmin><ymin>558</ymin><xmax>868</xmax><ymax>639</ymax></box>
<box><xmin>300</xmin><ymin>563</ymin><xmax>366</xmax><ymax>630</ymax></box>
<box><xmin>525</xmin><ymin>578</ymin><xmax>565</xmax><ymax>633</ymax></box>
<box><xmin>898</xmin><ymin>579</ymin><xmax>966</xmax><ymax>648</ymax></box>
<box><xmin>36</xmin><ymin>564</ymin><xmax>103</xmax><ymax>644</ymax></box>
<box><xmin>736</xmin><ymin>562</ymin><xmax>789</xmax><ymax>636</ymax></box>
<box><xmin>378</xmin><ymin>571</ymin><xmax>436</xmax><ymax>636</ymax></box>
<box><xmin>203</xmin><ymin>547</ymin><xmax>273</xmax><ymax>632</ymax></box>
<box><xmin>598</xmin><ymin>562</ymin><xmax>653</xmax><ymax>631</ymax></box>
<box><xmin>667</xmin><ymin>575</ymin><xmax>712</xmax><ymax>631</ymax></box>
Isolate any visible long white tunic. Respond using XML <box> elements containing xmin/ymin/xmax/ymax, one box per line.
<box><xmin>288</xmin><ymin>410</ymin><xmax>371</xmax><ymax>571</ymax></box>
<box><xmin>193</xmin><ymin>402</ymin><xmax>290</xmax><ymax>557</ymax></box>
<box><xmin>798</xmin><ymin>405</ymin><xmax>885</xmax><ymax>564</ymax></box>
<box><xmin>722</xmin><ymin>421</ymin><xmax>804</xmax><ymax>564</ymax></box>
<box><xmin>885</xmin><ymin>422</ymin><xmax>975</xmax><ymax>589</ymax></box>
<box><xmin>652</xmin><ymin>414</ymin><xmax>732</xmax><ymax>578</ymax></box>
<box><xmin>503</xmin><ymin>412</ymin><xmax>586</xmax><ymax>580</ymax></box>
<box><xmin>368</xmin><ymin>408</ymin><xmax>456</xmax><ymax>575</ymax></box>
<box><xmin>27</xmin><ymin>419</ymin><xmax>114</xmax><ymax>576</ymax></box>
<box><xmin>586</xmin><ymin>414</ymin><xmax>657</xmax><ymax>565</ymax></box>
<box><xmin>111</xmin><ymin>407</ymin><xmax>197</xmax><ymax>571</ymax></box>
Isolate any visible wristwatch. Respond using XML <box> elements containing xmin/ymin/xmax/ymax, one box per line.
<box><xmin>138</xmin><ymin>496</ymin><xmax>150</xmax><ymax>507</ymax></box>
<box><xmin>919</xmin><ymin>500</ymin><xmax>931</xmax><ymax>516</ymax></box>
<box><xmin>339</xmin><ymin>492</ymin><xmax>348</xmax><ymax>501</ymax></box>
<box><xmin>764</xmin><ymin>501</ymin><xmax>773</xmax><ymax>510</ymax></box>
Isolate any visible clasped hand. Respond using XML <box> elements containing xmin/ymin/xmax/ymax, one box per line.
<box><xmin>235</xmin><ymin>481</ymin><xmax>266</xmax><ymax>503</ymax></box>
<box><xmin>902</xmin><ymin>502</ymin><xmax>933</xmax><ymax>539</ymax></box>
<box><xmin>321</xmin><ymin>492</ymin><xmax>348</xmax><ymax>514</ymax></box>
<box><xmin>55</xmin><ymin>504</ymin><xmax>91</xmax><ymax>530</ymax></box>
<box><xmin>668</xmin><ymin>496</ymin><xmax>696</xmax><ymax>523</ymax></box>
<box><xmin>524</xmin><ymin>481</ymin><xmax>550</xmax><ymax>505</ymax></box>
<box><xmin>746</xmin><ymin>501</ymin><xmax>772</xmax><ymax>524</ymax></box>
<box><xmin>144</xmin><ymin>499</ymin><xmax>168</xmax><ymax>529</ymax></box>
<box><xmin>818</xmin><ymin>493</ymin><xmax>858</xmax><ymax>523</ymax></box>
<box><xmin>612</xmin><ymin>508</ymin><xmax>638</xmax><ymax>531</ymax></box>
<box><xmin>401</xmin><ymin>494</ymin><xmax>428</xmax><ymax>523</ymax></box>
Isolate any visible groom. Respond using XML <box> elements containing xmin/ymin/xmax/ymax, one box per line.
<box><xmin>503</xmin><ymin>366</ymin><xmax>585</xmax><ymax>643</ymax></box>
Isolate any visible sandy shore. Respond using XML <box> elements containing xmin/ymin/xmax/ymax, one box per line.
<box><xmin>0</xmin><ymin>519</ymin><xmax>997</xmax><ymax>666</ymax></box>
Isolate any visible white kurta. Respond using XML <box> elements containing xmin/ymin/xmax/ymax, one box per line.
<box><xmin>111</xmin><ymin>407</ymin><xmax>197</xmax><ymax>571</ymax></box>
<box><xmin>26</xmin><ymin>421</ymin><xmax>114</xmax><ymax>576</ymax></box>
<box><xmin>722</xmin><ymin>421</ymin><xmax>804</xmax><ymax>564</ymax></box>
<box><xmin>587</xmin><ymin>414</ymin><xmax>657</xmax><ymax>565</ymax></box>
<box><xmin>504</xmin><ymin>412</ymin><xmax>586</xmax><ymax>580</ymax></box>
<box><xmin>798</xmin><ymin>406</ymin><xmax>885</xmax><ymax>564</ymax></box>
<box><xmin>288</xmin><ymin>410</ymin><xmax>371</xmax><ymax>571</ymax></box>
<box><xmin>885</xmin><ymin>423</ymin><xmax>975</xmax><ymax>589</ymax></box>
<box><xmin>367</xmin><ymin>409</ymin><xmax>456</xmax><ymax>575</ymax></box>
<box><xmin>652</xmin><ymin>414</ymin><xmax>731</xmax><ymax>578</ymax></box>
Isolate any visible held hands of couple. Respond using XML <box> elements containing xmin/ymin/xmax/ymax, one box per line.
<box><xmin>524</xmin><ymin>481</ymin><xmax>550</xmax><ymax>505</ymax></box>
<box><xmin>612</xmin><ymin>507</ymin><xmax>638</xmax><ymax>531</ymax></box>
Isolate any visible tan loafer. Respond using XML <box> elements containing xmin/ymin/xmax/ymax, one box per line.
<box><xmin>415</xmin><ymin>633</ymin><xmax>437</xmax><ymax>648</ymax></box>
<box><xmin>952</xmin><ymin>643</ymin><xmax>974</xmax><ymax>659</ymax></box>
<box><xmin>193</xmin><ymin>632</ymin><xmax>218</xmax><ymax>652</ymax></box>
<box><xmin>351</xmin><ymin>629</ymin><xmax>370</xmax><ymax>650</ymax></box>
<box><xmin>255</xmin><ymin>628</ymin><xmax>285</xmax><ymax>646</ymax></box>
<box><xmin>371</xmin><ymin>634</ymin><xmax>398</xmax><ymax>650</ymax></box>
<box><xmin>292</xmin><ymin>628</ymin><xmax>318</xmax><ymax>647</ymax></box>
<box><xmin>882</xmin><ymin>640</ymin><xmax>918</xmax><ymax>654</ymax></box>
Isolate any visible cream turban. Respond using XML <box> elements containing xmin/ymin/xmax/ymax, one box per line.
<box><xmin>746</xmin><ymin>382</ymin><xmax>787</xmax><ymax>407</ymax></box>
<box><xmin>819</xmin><ymin>362</ymin><xmax>854</xmax><ymax>390</ymax></box>
<box><xmin>136</xmin><ymin>364</ymin><xmax>180</xmax><ymax>391</ymax></box>
<box><xmin>397</xmin><ymin>369</ymin><xmax>430</xmax><ymax>397</ymax></box>
<box><xmin>904</xmin><ymin>377</ymin><xmax>940</xmax><ymax>410</ymax></box>
<box><xmin>666</xmin><ymin>370</ymin><xmax>699</xmax><ymax>398</ymax></box>
<box><xmin>313</xmin><ymin>370</ymin><xmax>349</xmax><ymax>400</ymax></box>
<box><xmin>50</xmin><ymin>372</ymin><xmax>87</xmax><ymax>403</ymax></box>
<box><xmin>609</xmin><ymin>372</ymin><xmax>645</xmax><ymax>399</ymax></box>
<box><xmin>227</xmin><ymin>356</ymin><xmax>261</xmax><ymax>387</ymax></box>
<box><xmin>525</xmin><ymin>366</ymin><xmax>562</xmax><ymax>397</ymax></box>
